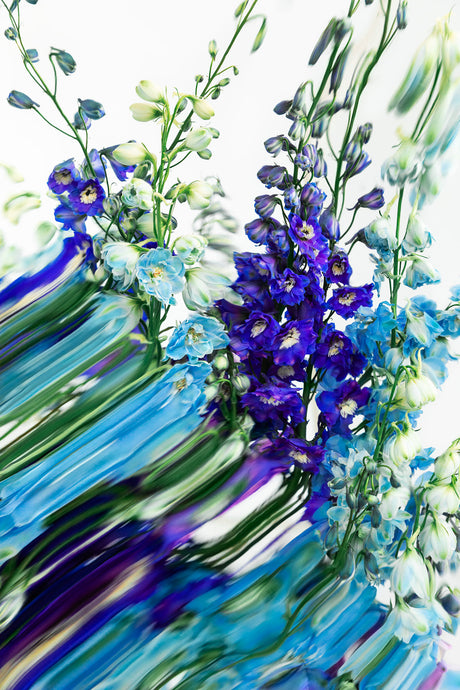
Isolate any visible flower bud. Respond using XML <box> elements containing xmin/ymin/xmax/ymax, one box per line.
<box><xmin>389</xmin><ymin>30</ymin><xmax>441</xmax><ymax>114</ymax></box>
<box><xmin>190</xmin><ymin>97</ymin><xmax>214</xmax><ymax>120</ymax></box>
<box><xmin>233</xmin><ymin>375</ymin><xmax>251</xmax><ymax>394</ymax></box>
<box><xmin>395</xmin><ymin>367</ymin><xmax>437</xmax><ymax>410</ymax></box>
<box><xmin>363</xmin><ymin>217</ymin><xmax>397</xmax><ymax>257</ymax></box>
<box><xmin>184</xmin><ymin>181</ymin><xmax>213</xmax><ymax>210</ymax></box>
<box><xmin>384</xmin><ymin>347</ymin><xmax>404</xmax><ymax>375</ymax></box>
<box><xmin>102</xmin><ymin>195</ymin><xmax>121</xmax><ymax>217</ymax></box>
<box><xmin>397</xmin><ymin>1</ymin><xmax>408</xmax><ymax>30</ymax></box>
<box><xmin>402</xmin><ymin>213</ymin><xmax>431</xmax><ymax>254</ymax></box>
<box><xmin>380</xmin><ymin>486</ymin><xmax>410</xmax><ymax>520</ymax></box>
<box><xmin>174</xmin><ymin>234</ymin><xmax>207</xmax><ymax>265</ymax></box>
<box><xmin>391</xmin><ymin>546</ymin><xmax>431</xmax><ymax>599</ymax></box>
<box><xmin>382</xmin><ymin>139</ymin><xmax>422</xmax><ymax>187</ymax></box>
<box><xmin>383</xmin><ymin>423</ymin><xmax>421</xmax><ymax>467</ymax></box>
<box><xmin>355</xmin><ymin>187</ymin><xmax>385</xmax><ymax>210</ymax></box>
<box><xmin>434</xmin><ymin>439</ymin><xmax>460</xmax><ymax>483</ymax></box>
<box><xmin>113</xmin><ymin>142</ymin><xmax>147</xmax><ymax>165</ymax></box>
<box><xmin>121</xmin><ymin>178</ymin><xmax>153</xmax><ymax>211</ymax></box>
<box><xmin>183</xmin><ymin>266</ymin><xmax>229</xmax><ymax>310</ymax></box>
<box><xmin>419</xmin><ymin>515</ymin><xmax>456</xmax><ymax>562</ymax></box>
<box><xmin>264</xmin><ymin>136</ymin><xmax>285</xmax><ymax>156</ymax></box>
<box><xmin>135</xmin><ymin>80</ymin><xmax>164</xmax><ymax>103</ymax></box>
<box><xmin>425</xmin><ymin>483</ymin><xmax>460</xmax><ymax>514</ymax></box>
<box><xmin>254</xmin><ymin>194</ymin><xmax>278</xmax><ymax>218</ymax></box>
<box><xmin>7</xmin><ymin>90</ymin><xmax>38</xmax><ymax>109</ymax></box>
<box><xmin>78</xmin><ymin>98</ymin><xmax>105</xmax><ymax>120</ymax></box>
<box><xmin>101</xmin><ymin>242</ymin><xmax>140</xmax><ymax>290</ymax></box>
<box><xmin>357</xmin><ymin>122</ymin><xmax>373</xmax><ymax>144</ymax></box>
<box><xmin>309</xmin><ymin>18</ymin><xmax>337</xmax><ymax>65</ymax></box>
<box><xmin>403</xmin><ymin>255</ymin><xmax>440</xmax><ymax>289</ymax></box>
<box><xmin>184</xmin><ymin>128</ymin><xmax>213</xmax><ymax>152</ymax></box>
<box><xmin>129</xmin><ymin>103</ymin><xmax>162</xmax><ymax>122</ymax></box>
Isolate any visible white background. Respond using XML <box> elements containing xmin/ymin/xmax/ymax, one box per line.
<box><xmin>0</xmin><ymin>0</ymin><xmax>459</xmax><ymax>452</ymax></box>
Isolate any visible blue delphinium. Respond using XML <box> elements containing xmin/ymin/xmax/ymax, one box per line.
<box><xmin>136</xmin><ymin>248</ymin><xmax>185</xmax><ymax>305</ymax></box>
<box><xmin>166</xmin><ymin>314</ymin><xmax>229</xmax><ymax>361</ymax></box>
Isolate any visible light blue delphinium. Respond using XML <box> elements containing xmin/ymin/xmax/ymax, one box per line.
<box><xmin>403</xmin><ymin>255</ymin><xmax>440</xmax><ymax>289</ymax></box>
<box><xmin>166</xmin><ymin>314</ymin><xmax>229</xmax><ymax>361</ymax></box>
<box><xmin>101</xmin><ymin>242</ymin><xmax>140</xmax><ymax>290</ymax></box>
<box><xmin>136</xmin><ymin>248</ymin><xmax>185</xmax><ymax>305</ymax></box>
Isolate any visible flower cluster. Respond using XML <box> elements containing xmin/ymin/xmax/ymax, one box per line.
<box><xmin>219</xmin><ymin>139</ymin><xmax>373</xmax><ymax>454</ymax></box>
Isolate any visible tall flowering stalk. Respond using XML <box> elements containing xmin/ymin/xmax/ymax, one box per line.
<box><xmin>1</xmin><ymin>0</ymin><xmax>266</xmax><ymax>378</ymax></box>
<box><xmin>214</xmin><ymin>0</ymin><xmax>460</xmax><ymax>665</ymax></box>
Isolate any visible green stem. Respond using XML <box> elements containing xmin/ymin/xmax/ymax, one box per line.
<box><xmin>333</xmin><ymin>0</ymin><xmax>394</xmax><ymax>217</ymax></box>
<box><xmin>390</xmin><ymin>188</ymin><xmax>404</xmax><ymax>347</ymax></box>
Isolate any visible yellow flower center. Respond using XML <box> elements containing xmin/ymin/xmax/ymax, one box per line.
<box><xmin>260</xmin><ymin>396</ymin><xmax>282</xmax><ymax>406</ymax></box>
<box><xmin>338</xmin><ymin>292</ymin><xmax>356</xmax><ymax>306</ymax></box>
<box><xmin>339</xmin><ymin>398</ymin><xmax>358</xmax><ymax>418</ymax></box>
<box><xmin>289</xmin><ymin>450</ymin><xmax>308</xmax><ymax>463</ymax></box>
<box><xmin>80</xmin><ymin>185</ymin><xmax>98</xmax><ymax>204</ymax></box>
<box><xmin>332</xmin><ymin>261</ymin><xmax>345</xmax><ymax>276</ymax></box>
<box><xmin>55</xmin><ymin>170</ymin><xmax>72</xmax><ymax>185</ymax></box>
<box><xmin>328</xmin><ymin>338</ymin><xmax>344</xmax><ymax>357</ymax></box>
<box><xmin>283</xmin><ymin>276</ymin><xmax>296</xmax><ymax>293</ymax></box>
<box><xmin>299</xmin><ymin>222</ymin><xmax>315</xmax><ymax>240</ymax></box>
<box><xmin>280</xmin><ymin>327</ymin><xmax>301</xmax><ymax>349</ymax></box>
<box><xmin>277</xmin><ymin>365</ymin><xmax>294</xmax><ymax>379</ymax></box>
<box><xmin>175</xmin><ymin>377</ymin><xmax>187</xmax><ymax>391</ymax></box>
<box><xmin>251</xmin><ymin>319</ymin><xmax>267</xmax><ymax>338</ymax></box>
<box><xmin>186</xmin><ymin>327</ymin><xmax>202</xmax><ymax>343</ymax></box>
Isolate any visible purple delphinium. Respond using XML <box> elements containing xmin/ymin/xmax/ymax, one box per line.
<box><xmin>314</xmin><ymin>326</ymin><xmax>366</xmax><ymax>381</ymax></box>
<box><xmin>68</xmin><ymin>179</ymin><xmax>105</xmax><ymax>216</ymax></box>
<box><xmin>241</xmin><ymin>384</ymin><xmax>306</xmax><ymax>428</ymax></box>
<box><xmin>317</xmin><ymin>379</ymin><xmax>370</xmax><ymax>434</ymax></box>
<box><xmin>326</xmin><ymin>251</ymin><xmax>352</xmax><ymax>284</ymax></box>
<box><xmin>272</xmin><ymin>319</ymin><xmax>317</xmax><ymax>365</ymax></box>
<box><xmin>47</xmin><ymin>159</ymin><xmax>80</xmax><ymax>194</ymax></box>
<box><xmin>328</xmin><ymin>284</ymin><xmax>373</xmax><ymax>318</ymax></box>
<box><xmin>269</xmin><ymin>268</ymin><xmax>310</xmax><ymax>306</ymax></box>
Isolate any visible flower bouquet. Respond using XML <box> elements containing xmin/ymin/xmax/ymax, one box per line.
<box><xmin>0</xmin><ymin>0</ymin><xmax>460</xmax><ymax>688</ymax></box>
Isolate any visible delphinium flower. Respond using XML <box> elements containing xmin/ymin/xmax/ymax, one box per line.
<box><xmin>1</xmin><ymin>0</ymin><xmax>266</xmax><ymax>375</ymax></box>
<box><xmin>316</xmin><ymin>11</ymin><xmax>460</xmax><ymax>654</ymax></box>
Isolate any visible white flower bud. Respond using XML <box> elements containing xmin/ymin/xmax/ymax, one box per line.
<box><xmin>434</xmin><ymin>439</ymin><xmax>460</xmax><ymax>483</ymax></box>
<box><xmin>184</xmin><ymin>128</ymin><xmax>213</xmax><ymax>152</ymax></box>
<box><xmin>389</xmin><ymin>601</ymin><xmax>431</xmax><ymax>643</ymax></box>
<box><xmin>402</xmin><ymin>213</ymin><xmax>431</xmax><ymax>253</ymax></box>
<box><xmin>101</xmin><ymin>242</ymin><xmax>140</xmax><ymax>290</ymax></box>
<box><xmin>184</xmin><ymin>180</ymin><xmax>214</xmax><ymax>210</ymax></box>
<box><xmin>383</xmin><ymin>424</ymin><xmax>421</xmax><ymax>467</ymax></box>
<box><xmin>395</xmin><ymin>368</ymin><xmax>437</xmax><ymax>410</ymax></box>
<box><xmin>135</xmin><ymin>80</ymin><xmax>164</xmax><ymax>103</ymax></box>
<box><xmin>379</xmin><ymin>486</ymin><xmax>410</xmax><ymax>521</ymax></box>
<box><xmin>190</xmin><ymin>97</ymin><xmax>215</xmax><ymax>120</ymax></box>
<box><xmin>113</xmin><ymin>142</ymin><xmax>147</xmax><ymax>165</ymax></box>
<box><xmin>121</xmin><ymin>178</ymin><xmax>153</xmax><ymax>211</ymax></box>
<box><xmin>182</xmin><ymin>266</ymin><xmax>229</xmax><ymax>310</ymax></box>
<box><xmin>419</xmin><ymin>515</ymin><xmax>456</xmax><ymax>562</ymax></box>
<box><xmin>391</xmin><ymin>546</ymin><xmax>431</xmax><ymax>600</ymax></box>
<box><xmin>425</xmin><ymin>483</ymin><xmax>460</xmax><ymax>515</ymax></box>
<box><xmin>174</xmin><ymin>234</ymin><xmax>207</xmax><ymax>265</ymax></box>
<box><xmin>129</xmin><ymin>103</ymin><xmax>162</xmax><ymax>122</ymax></box>
<box><xmin>382</xmin><ymin>140</ymin><xmax>422</xmax><ymax>187</ymax></box>
<box><xmin>213</xmin><ymin>354</ymin><xmax>229</xmax><ymax>371</ymax></box>
<box><xmin>233</xmin><ymin>375</ymin><xmax>251</xmax><ymax>394</ymax></box>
